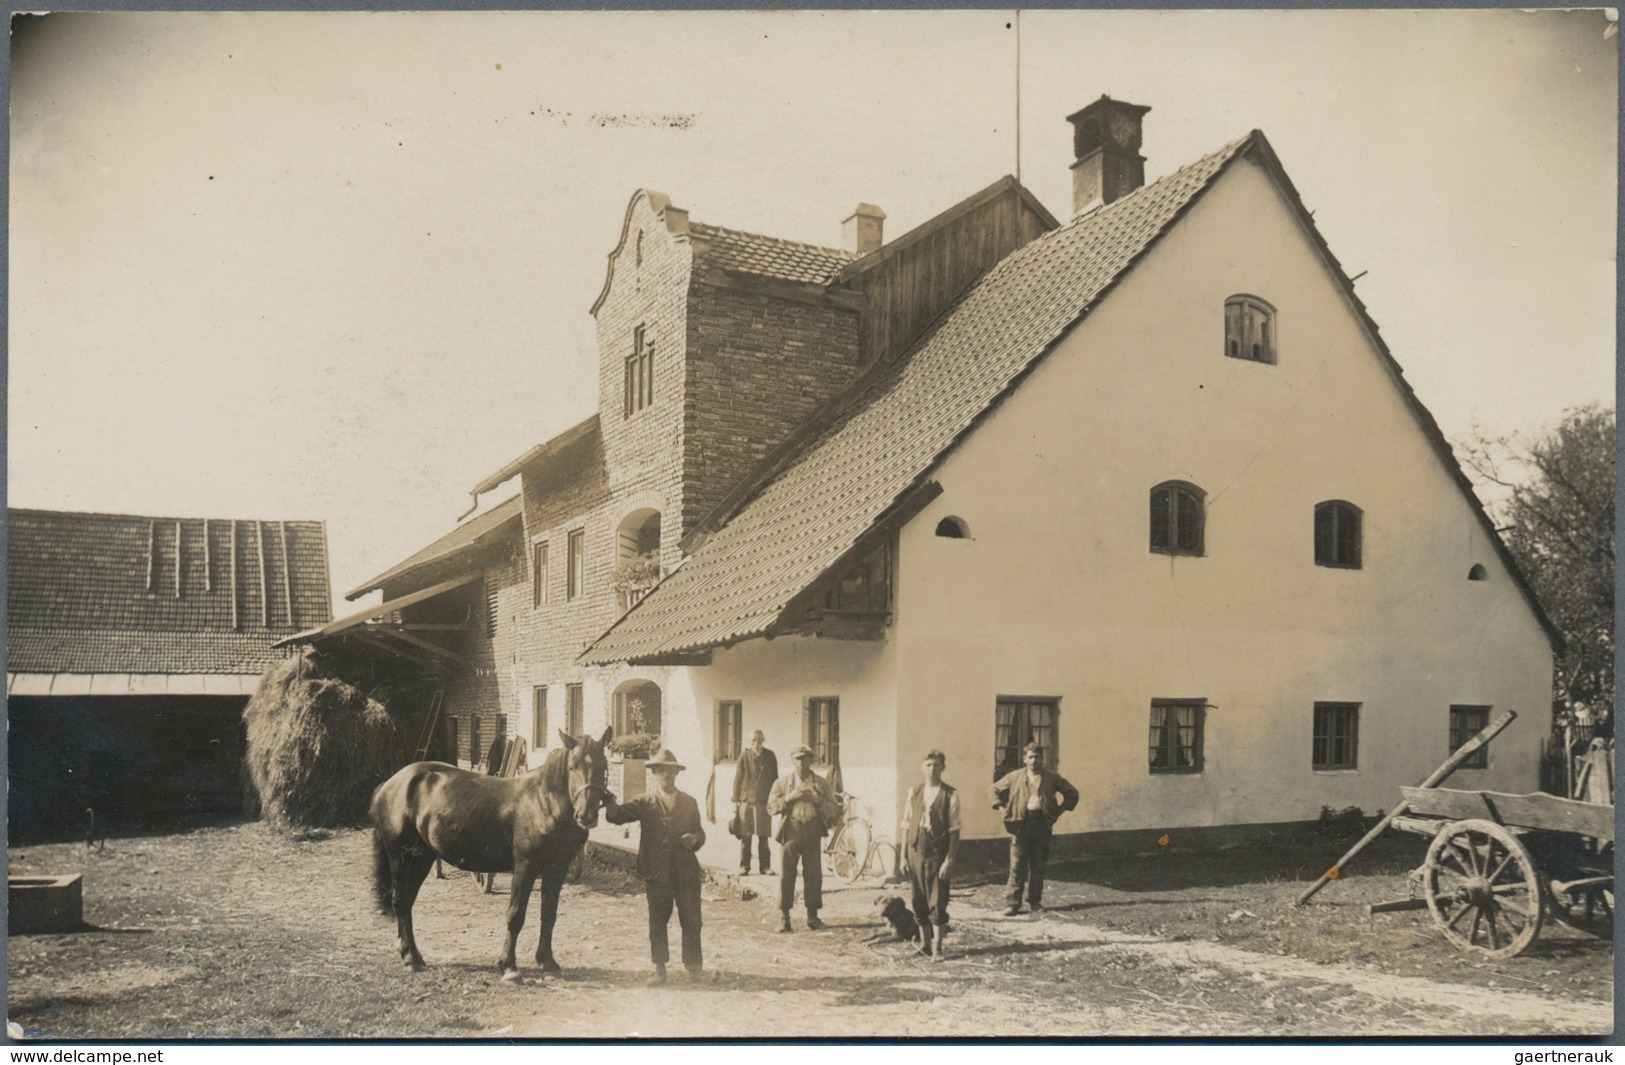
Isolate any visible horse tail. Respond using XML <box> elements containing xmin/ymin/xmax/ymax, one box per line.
<box><xmin>371</xmin><ymin>824</ymin><xmax>395</xmax><ymax>915</ymax></box>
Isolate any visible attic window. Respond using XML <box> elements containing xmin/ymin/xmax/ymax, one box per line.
<box><xmin>1150</xmin><ymin>481</ymin><xmax>1205</xmax><ymax>556</ymax></box>
<box><xmin>935</xmin><ymin>516</ymin><xmax>969</xmax><ymax>539</ymax></box>
<box><xmin>1468</xmin><ymin>564</ymin><xmax>1488</xmax><ymax>581</ymax></box>
<box><xmin>623</xmin><ymin>325</ymin><xmax>655</xmax><ymax>417</ymax></box>
<box><xmin>1314</xmin><ymin>501</ymin><xmax>1363</xmax><ymax>569</ymax></box>
<box><xmin>1224</xmin><ymin>295</ymin><xmax>1276</xmax><ymax>364</ymax></box>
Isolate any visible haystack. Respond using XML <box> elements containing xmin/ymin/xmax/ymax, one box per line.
<box><xmin>243</xmin><ymin>649</ymin><xmax>407</xmax><ymax>831</ymax></box>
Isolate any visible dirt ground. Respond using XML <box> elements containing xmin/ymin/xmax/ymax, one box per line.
<box><xmin>5</xmin><ymin>820</ymin><xmax>1614</xmax><ymax>1040</ymax></box>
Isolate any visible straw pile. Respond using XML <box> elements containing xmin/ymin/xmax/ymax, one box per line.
<box><xmin>243</xmin><ymin>649</ymin><xmax>408</xmax><ymax>831</ymax></box>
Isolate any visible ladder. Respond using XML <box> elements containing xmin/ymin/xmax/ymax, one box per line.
<box><xmin>413</xmin><ymin>691</ymin><xmax>445</xmax><ymax>762</ymax></box>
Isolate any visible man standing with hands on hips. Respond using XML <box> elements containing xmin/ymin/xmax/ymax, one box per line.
<box><xmin>990</xmin><ymin>741</ymin><xmax>1079</xmax><ymax>916</ymax></box>
<box><xmin>767</xmin><ymin>744</ymin><xmax>843</xmax><ymax>933</ymax></box>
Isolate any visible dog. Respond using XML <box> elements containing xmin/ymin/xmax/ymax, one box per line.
<box><xmin>863</xmin><ymin>894</ymin><xmax>920</xmax><ymax>945</ymax></box>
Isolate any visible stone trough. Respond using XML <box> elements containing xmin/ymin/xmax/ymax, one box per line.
<box><xmin>9</xmin><ymin>873</ymin><xmax>84</xmax><ymax>934</ymax></box>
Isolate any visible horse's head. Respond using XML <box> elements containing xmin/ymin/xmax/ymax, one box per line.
<box><xmin>560</xmin><ymin>726</ymin><xmax>612</xmax><ymax>828</ymax></box>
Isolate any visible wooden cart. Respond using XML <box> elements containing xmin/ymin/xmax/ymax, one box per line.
<box><xmin>1385</xmin><ymin>786</ymin><xmax>1614</xmax><ymax>958</ymax></box>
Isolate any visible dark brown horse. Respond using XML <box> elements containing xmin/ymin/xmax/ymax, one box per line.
<box><xmin>370</xmin><ymin>727</ymin><xmax>610</xmax><ymax>980</ymax></box>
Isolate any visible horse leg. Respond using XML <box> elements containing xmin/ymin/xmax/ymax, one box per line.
<box><xmin>393</xmin><ymin>847</ymin><xmax>435</xmax><ymax>971</ymax></box>
<box><xmin>499</xmin><ymin>861</ymin><xmax>538</xmax><ymax>981</ymax></box>
<box><xmin>535</xmin><ymin>872</ymin><xmax>564</xmax><ymax>972</ymax></box>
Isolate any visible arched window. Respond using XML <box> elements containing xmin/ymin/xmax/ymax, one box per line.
<box><xmin>1150</xmin><ymin>482</ymin><xmax>1205</xmax><ymax>556</ymax></box>
<box><xmin>1314</xmin><ymin>501</ymin><xmax>1362</xmax><ymax>569</ymax></box>
<box><xmin>935</xmin><ymin>516</ymin><xmax>969</xmax><ymax>539</ymax></box>
<box><xmin>1468</xmin><ymin>564</ymin><xmax>1488</xmax><ymax>581</ymax></box>
<box><xmin>1224</xmin><ymin>295</ymin><xmax>1276</xmax><ymax>364</ymax></box>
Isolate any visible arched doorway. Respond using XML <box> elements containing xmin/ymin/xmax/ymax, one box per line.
<box><xmin>612</xmin><ymin>679</ymin><xmax>663</xmax><ymax>739</ymax></box>
<box><xmin>613</xmin><ymin>509</ymin><xmax>663</xmax><ymax>610</ymax></box>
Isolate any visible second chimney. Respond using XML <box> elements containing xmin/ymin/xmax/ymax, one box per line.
<box><xmin>1067</xmin><ymin>96</ymin><xmax>1152</xmax><ymax>216</ymax></box>
<box><xmin>842</xmin><ymin>203</ymin><xmax>886</xmax><ymax>256</ymax></box>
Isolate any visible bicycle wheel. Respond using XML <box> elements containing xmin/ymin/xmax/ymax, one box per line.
<box><xmin>838</xmin><ymin>818</ymin><xmax>872</xmax><ymax>883</ymax></box>
<box><xmin>869</xmin><ymin>840</ymin><xmax>899</xmax><ymax>883</ymax></box>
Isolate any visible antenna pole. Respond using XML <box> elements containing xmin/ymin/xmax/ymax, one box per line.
<box><xmin>1014</xmin><ymin>10</ymin><xmax>1022</xmax><ymax>182</ymax></box>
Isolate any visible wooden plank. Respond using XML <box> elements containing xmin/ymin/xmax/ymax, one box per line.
<box><xmin>1368</xmin><ymin>898</ymin><xmax>1430</xmax><ymax>914</ymax></box>
<box><xmin>384</xmin><ymin>629</ymin><xmax>466</xmax><ymax>664</ymax></box>
<box><xmin>257</xmin><ymin>520</ymin><xmax>271</xmax><ymax>628</ymax></box>
<box><xmin>146</xmin><ymin>521</ymin><xmax>156</xmax><ymax>592</ymax></box>
<box><xmin>174</xmin><ymin>520</ymin><xmax>183</xmax><ymax>598</ymax></box>
<box><xmin>203</xmin><ymin>518</ymin><xmax>212</xmax><ymax>592</ymax></box>
<box><xmin>1398</xmin><ymin>787</ymin><xmax>1614</xmax><ymax>841</ymax></box>
<box><xmin>280</xmin><ymin>521</ymin><xmax>295</xmax><ymax>628</ymax></box>
<box><xmin>230</xmin><ymin>520</ymin><xmax>240</xmax><ymax>630</ymax></box>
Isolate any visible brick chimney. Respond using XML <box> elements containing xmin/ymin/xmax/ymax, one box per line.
<box><xmin>842</xmin><ymin>203</ymin><xmax>886</xmax><ymax>256</ymax></box>
<box><xmin>1066</xmin><ymin>96</ymin><xmax>1152</xmax><ymax>216</ymax></box>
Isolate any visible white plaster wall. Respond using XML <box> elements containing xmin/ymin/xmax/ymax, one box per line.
<box><xmin>894</xmin><ymin>155</ymin><xmax>1554</xmax><ymax>842</ymax></box>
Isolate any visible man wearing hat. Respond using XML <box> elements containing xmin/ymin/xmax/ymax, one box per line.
<box><xmin>767</xmin><ymin>744</ymin><xmax>843</xmax><ymax>933</ymax></box>
<box><xmin>731</xmin><ymin>730</ymin><xmax>778</xmax><ymax>876</ymax></box>
<box><xmin>603</xmin><ymin>746</ymin><xmax>708</xmax><ymax>984</ymax></box>
<box><xmin>989</xmin><ymin>742</ymin><xmax>1079</xmax><ymax>916</ymax></box>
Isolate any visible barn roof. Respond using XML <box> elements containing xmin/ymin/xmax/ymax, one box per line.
<box><xmin>6</xmin><ymin>508</ymin><xmax>332</xmax><ymax>677</ymax></box>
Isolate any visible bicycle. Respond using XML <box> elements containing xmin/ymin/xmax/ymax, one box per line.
<box><xmin>825</xmin><ymin>793</ymin><xmax>901</xmax><ymax>884</ymax></box>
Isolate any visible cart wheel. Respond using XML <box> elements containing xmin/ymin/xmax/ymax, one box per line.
<box><xmin>1424</xmin><ymin>818</ymin><xmax>1543</xmax><ymax>959</ymax></box>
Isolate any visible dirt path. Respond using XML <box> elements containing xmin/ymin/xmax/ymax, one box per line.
<box><xmin>6</xmin><ymin>823</ymin><xmax>1612</xmax><ymax>1039</ymax></box>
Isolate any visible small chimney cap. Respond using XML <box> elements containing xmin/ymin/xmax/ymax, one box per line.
<box><xmin>843</xmin><ymin>203</ymin><xmax>887</xmax><ymax>223</ymax></box>
<box><xmin>1065</xmin><ymin>94</ymin><xmax>1152</xmax><ymax>125</ymax></box>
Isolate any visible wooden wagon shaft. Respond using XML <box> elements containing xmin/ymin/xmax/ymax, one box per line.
<box><xmin>1295</xmin><ymin>709</ymin><xmax>1517</xmax><ymax>906</ymax></box>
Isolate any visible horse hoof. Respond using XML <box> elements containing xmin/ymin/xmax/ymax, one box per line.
<box><xmin>538</xmin><ymin>959</ymin><xmax>562</xmax><ymax>973</ymax></box>
<box><xmin>405</xmin><ymin>960</ymin><xmax>426</xmax><ymax>973</ymax></box>
<box><xmin>500</xmin><ymin>970</ymin><xmax>524</xmax><ymax>984</ymax></box>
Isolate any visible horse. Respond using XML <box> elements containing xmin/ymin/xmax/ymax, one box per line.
<box><xmin>370</xmin><ymin>726</ymin><xmax>611</xmax><ymax>980</ymax></box>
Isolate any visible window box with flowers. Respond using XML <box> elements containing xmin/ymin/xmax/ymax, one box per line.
<box><xmin>611</xmin><ymin>553</ymin><xmax>663</xmax><ymax>611</ymax></box>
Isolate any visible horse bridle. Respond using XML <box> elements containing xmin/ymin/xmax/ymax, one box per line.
<box><xmin>568</xmin><ymin>766</ymin><xmax>609</xmax><ymax>819</ymax></box>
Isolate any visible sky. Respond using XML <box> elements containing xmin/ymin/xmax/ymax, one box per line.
<box><xmin>8</xmin><ymin>9</ymin><xmax>1617</xmax><ymax>618</ymax></box>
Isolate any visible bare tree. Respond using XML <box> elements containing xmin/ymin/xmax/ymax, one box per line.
<box><xmin>1459</xmin><ymin>404</ymin><xmax>1615</xmax><ymax>726</ymax></box>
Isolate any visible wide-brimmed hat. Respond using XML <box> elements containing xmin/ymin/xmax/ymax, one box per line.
<box><xmin>644</xmin><ymin>747</ymin><xmax>686</xmax><ymax>772</ymax></box>
<box><xmin>788</xmin><ymin>744</ymin><xmax>814</xmax><ymax>759</ymax></box>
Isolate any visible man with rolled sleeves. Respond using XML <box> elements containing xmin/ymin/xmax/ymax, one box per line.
<box><xmin>900</xmin><ymin>749</ymin><xmax>961</xmax><ymax>960</ymax></box>
<box><xmin>731</xmin><ymin>730</ymin><xmax>777</xmax><ymax>876</ymax></box>
<box><xmin>989</xmin><ymin>742</ymin><xmax>1079</xmax><ymax>916</ymax></box>
<box><xmin>767</xmin><ymin>744</ymin><xmax>842</xmax><ymax>933</ymax></box>
<box><xmin>602</xmin><ymin>746</ymin><xmax>708</xmax><ymax>984</ymax></box>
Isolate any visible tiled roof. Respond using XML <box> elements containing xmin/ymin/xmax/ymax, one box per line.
<box><xmin>689</xmin><ymin>222</ymin><xmax>854</xmax><ymax>284</ymax></box>
<box><xmin>581</xmin><ymin>136</ymin><xmax>1252</xmax><ymax>665</ymax></box>
<box><xmin>347</xmin><ymin>493</ymin><xmax>523</xmax><ymax>599</ymax></box>
<box><xmin>6</xmin><ymin>508</ymin><xmax>332</xmax><ymax>676</ymax></box>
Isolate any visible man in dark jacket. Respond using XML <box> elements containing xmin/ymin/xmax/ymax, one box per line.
<box><xmin>731</xmin><ymin>730</ymin><xmax>777</xmax><ymax>875</ymax></box>
<box><xmin>900</xmin><ymin>749</ymin><xmax>960</xmax><ymax>960</ymax></box>
<box><xmin>603</xmin><ymin>747</ymin><xmax>708</xmax><ymax>984</ymax></box>
<box><xmin>767</xmin><ymin>744</ymin><xmax>843</xmax><ymax>933</ymax></box>
<box><xmin>989</xmin><ymin>742</ymin><xmax>1079</xmax><ymax>916</ymax></box>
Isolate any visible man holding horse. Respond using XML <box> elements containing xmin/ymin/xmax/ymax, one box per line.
<box><xmin>767</xmin><ymin>744</ymin><xmax>844</xmax><ymax>933</ymax></box>
<box><xmin>602</xmin><ymin>746</ymin><xmax>709</xmax><ymax>984</ymax></box>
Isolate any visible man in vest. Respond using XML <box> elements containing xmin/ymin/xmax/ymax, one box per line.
<box><xmin>990</xmin><ymin>741</ymin><xmax>1080</xmax><ymax>916</ymax></box>
<box><xmin>602</xmin><ymin>747</ymin><xmax>709</xmax><ymax>984</ymax></box>
<box><xmin>767</xmin><ymin>744</ymin><xmax>842</xmax><ymax>933</ymax></box>
<box><xmin>731</xmin><ymin>729</ymin><xmax>778</xmax><ymax>876</ymax></box>
<box><xmin>900</xmin><ymin>749</ymin><xmax>960</xmax><ymax>960</ymax></box>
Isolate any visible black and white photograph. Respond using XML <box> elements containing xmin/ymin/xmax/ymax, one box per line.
<box><xmin>6</xmin><ymin>7</ymin><xmax>1617</xmax><ymax>1042</ymax></box>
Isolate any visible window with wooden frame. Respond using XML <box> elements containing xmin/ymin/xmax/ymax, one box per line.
<box><xmin>823</xmin><ymin>538</ymin><xmax>893</xmax><ymax>613</ymax></box>
<box><xmin>533</xmin><ymin>542</ymin><xmax>550</xmax><ymax>607</ymax></box>
<box><xmin>994</xmin><ymin>697</ymin><xmax>1059</xmax><ymax>779</ymax></box>
<box><xmin>715</xmin><ymin>701</ymin><xmax>743</xmax><ymax>762</ymax></box>
<box><xmin>1149</xmin><ymin>699</ymin><xmax>1205</xmax><ymax>773</ymax></box>
<box><xmin>1448</xmin><ymin>705</ymin><xmax>1490</xmax><ymax>769</ymax></box>
<box><xmin>532</xmin><ymin>686</ymin><xmax>548</xmax><ymax>749</ymax></box>
<box><xmin>1313</xmin><ymin>702</ymin><xmax>1360</xmax><ymax>770</ymax></box>
<box><xmin>1150</xmin><ymin>481</ymin><xmax>1206</xmax><ymax>556</ymax></box>
<box><xmin>565</xmin><ymin>683</ymin><xmax>584</xmax><ymax>738</ymax></box>
<box><xmin>623</xmin><ymin>325</ymin><xmax>655</xmax><ymax>417</ymax></box>
<box><xmin>1314</xmin><ymin>501</ymin><xmax>1363</xmax><ymax>569</ymax></box>
<box><xmin>566</xmin><ymin>529</ymin><xmax>585</xmax><ymax>600</ymax></box>
<box><xmin>1224</xmin><ymin>295</ymin><xmax>1276</xmax><ymax>364</ymax></box>
<box><xmin>805</xmin><ymin>697</ymin><xmax>839</xmax><ymax>766</ymax></box>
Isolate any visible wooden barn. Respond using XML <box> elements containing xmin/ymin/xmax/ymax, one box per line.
<box><xmin>6</xmin><ymin>508</ymin><xmax>331</xmax><ymax>841</ymax></box>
